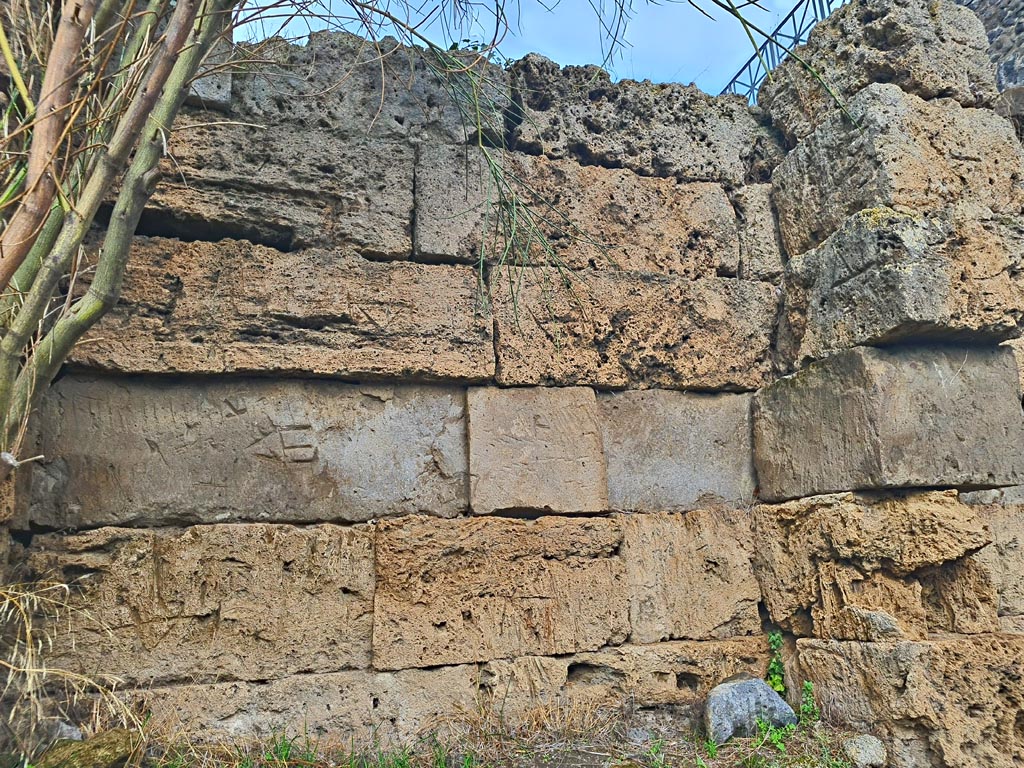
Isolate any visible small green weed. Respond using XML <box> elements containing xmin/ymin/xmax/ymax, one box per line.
<box><xmin>799</xmin><ymin>681</ymin><xmax>821</xmax><ymax>726</ymax></box>
<box><xmin>703</xmin><ymin>738</ymin><xmax>718</xmax><ymax>760</ymax></box>
<box><xmin>755</xmin><ymin>719</ymin><xmax>796</xmax><ymax>754</ymax></box>
<box><xmin>645</xmin><ymin>738</ymin><xmax>667</xmax><ymax>768</ymax></box>
<box><xmin>766</xmin><ymin>631</ymin><xmax>786</xmax><ymax>695</ymax></box>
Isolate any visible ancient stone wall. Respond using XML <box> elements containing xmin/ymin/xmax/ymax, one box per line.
<box><xmin>6</xmin><ymin>1</ymin><xmax>1024</xmax><ymax>765</ymax></box>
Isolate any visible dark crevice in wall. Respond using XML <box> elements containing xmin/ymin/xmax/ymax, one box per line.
<box><xmin>98</xmin><ymin>203</ymin><xmax>297</xmax><ymax>252</ymax></box>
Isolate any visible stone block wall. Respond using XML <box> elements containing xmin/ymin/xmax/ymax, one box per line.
<box><xmin>7</xmin><ymin>1</ymin><xmax>1024</xmax><ymax>765</ymax></box>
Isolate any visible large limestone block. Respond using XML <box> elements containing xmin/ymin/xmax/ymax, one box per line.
<box><xmin>139</xmin><ymin>666</ymin><xmax>483</xmax><ymax>744</ymax></box>
<box><xmin>772</xmin><ymin>83</ymin><xmax>1024</xmax><ymax>256</ymax></box>
<box><xmin>506</xmin><ymin>55</ymin><xmax>783</xmax><ymax>185</ymax></box>
<box><xmin>480</xmin><ymin>638</ymin><xmax>768</xmax><ymax>718</ymax></box>
<box><xmin>760</xmin><ymin>0</ymin><xmax>997</xmax><ymax>145</ymax></box>
<box><xmin>752</xmin><ymin>491</ymin><xmax>994</xmax><ymax>639</ymax></box>
<box><xmin>491</xmin><ymin>269</ymin><xmax>776</xmax><ymax>390</ymax></box>
<box><xmin>231</xmin><ymin>32</ymin><xmax>508</xmax><ymax>143</ymax></box>
<box><xmin>148</xmin><ymin>124</ymin><xmax>413</xmax><ymax>255</ymax></box>
<box><xmin>371</xmin><ymin>515</ymin><xmax>629</xmax><ymax>669</ymax></box>
<box><xmin>26</xmin><ymin>376</ymin><xmax>468</xmax><ymax>528</ymax></box>
<box><xmin>467</xmin><ymin>386</ymin><xmax>607</xmax><ymax>514</ymax></box>
<box><xmin>69</xmin><ymin>238</ymin><xmax>494</xmax><ymax>382</ymax></box>
<box><xmin>731</xmin><ymin>184</ymin><xmax>785</xmax><ymax>282</ymax></box>
<box><xmin>972</xmin><ymin>503</ymin><xmax>1024</xmax><ymax>622</ymax></box>
<box><xmin>753</xmin><ymin>346</ymin><xmax>1024</xmax><ymax>501</ymax></box>
<box><xmin>621</xmin><ymin>509</ymin><xmax>761</xmax><ymax>643</ymax></box>
<box><xmin>794</xmin><ymin>634</ymin><xmax>1024</xmax><ymax>768</ymax></box>
<box><xmin>599</xmin><ymin>391</ymin><xmax>756</xmax><ymax>512</ymax></box>
<box><xmin>415</xmin><ymin>146</ymin><xmax>741</xmax><ymax>276</ymax></box>
<box><xmin>26</xmin><ymin>524</ymin><xmax>374</xmax><ymax>685</ymax></box>
<box><xmin>779</xmin><ymin>209</ymin><xmax>1024</xmax><ymax>369</ymax></box>
<box><xmin>139</xmin><ymin>639</ymin><xmax>768</xmax><ymax>743</ymax></box>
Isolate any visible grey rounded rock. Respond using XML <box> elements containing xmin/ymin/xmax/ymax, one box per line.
<box><xmin>703</xmin><ymin>673</ymin><xmax>797</xmax><ymax>744</ymax></box>
<box><xmin>842</xmin><ymin>734</ymin><xmax>887</xmax><ymax>768</ymax></box>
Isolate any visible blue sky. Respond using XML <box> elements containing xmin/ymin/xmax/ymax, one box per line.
<box><xmin>495</xmin><ymin>0</ymin><xmax>798</xmax><ymax>92</ymax></box>
<box><xmin>239</xmin><ymin>0</ymin><xmax>802</xmax><ymax>95</ymax></box>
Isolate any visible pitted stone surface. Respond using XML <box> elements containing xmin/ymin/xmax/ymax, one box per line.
<box><xmin>761</xmin><ymin>0</ymin><xmax>997</xmax><ymax>145</ymax></box>
<box><xmin>27</xmin><ymin>524</ymin><xmax>374</xmax><ymax>685</ymax></box>
<box><xmin>231</xmin><ymin>31</ymin><xmax>509</xmax><ymax>143</ymax></box>
<box><xmin>69</xmin><ymin>238</ymin><xmax>494</xmax><ymax>382</ymax></box>
<box><xmin>24</xmin><ymin>376</ymin><xmax>468</xmax><ymax>528</ymax></box>
<box><xmin>491</xmin><ymin>269</ymin><xmax>776</xmax><ymax>390</ymax></box>
<box><xmin>752</xmin><ymin>491</ymin><xmax>994</xmax><ymax>639</ymax></box>
<box><xmin>599</xmin><ymin>390</ymin><xmax>756</xmax><ymax>512</ymax></box>
<box><xmin>754</xmin><ymin>346</ymin><xmax>1024</xmax><ymax>501</ymax></box>
<box><xmin>621</xmin><ymin>509</ymin><xmax>761</xmax><ymax>644</ymax></box>
<box><xmin>794</xmin><ymin>634</ymin><xmax>1024</xmax><ymax>768</ymax></box>
<box><xmin>416</xmin><ymin>145</ymin><xmax>742</xmax><ymax>275</ymax></box>
<box><xmin>138</xmin><ymin>638</ymin><xmax>768</xmax><ymax>743</ymax></box>
<box><xmin>372</xmin><ymin>515</ymin><xmax>628</xmax><ymax>669</ymax></box>
<box><xmin>772</xmin><ymin>83</ymin><xmax>1024</xmax><ymax>256</ymax></box>
<box><xmin>149</xmin><ymin>125</ymin><xmax>414</xmax><ymax>255</ymax></box>
<box><xmin>732</xmin><ymin>184</ymin><xmax>785</xmax><ymax>282</ymax></box>
<box><xmin>467</xmin><ymin>386</ymin><xmax>607</xmax><ymax>514</ymax></box>
<box><xmin>778</xmin><ymin>208</ymin><xmax>1024</xmax><ymax>369</ymax></box>
<box><xmin>138</xmin><ymin>666</ymin><xmax>483</xmax><ymax>744</ymax></box>
<box><xmin>506</xmin><ymin>54</ymin><xmax>784</xmax><ymax>185</ymax></box>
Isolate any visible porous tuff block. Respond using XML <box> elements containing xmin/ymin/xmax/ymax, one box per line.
<box><xmin>148</xmin><ymin>127</ymin><xmax>414</xmax><ymax>255</ymax></box>
<box><xmin>794</xmin><ymin>634</ymin><xmax>1024</xmax><ymax>768</ymax></box>
<box><xmin>779</xmin><ymin>209</ymin><xmax>1024</xmax><ymax>368</ymax></box>
<box><xmin>491</xmin><ymin>269</ymin><xmax>776</xmax><ymax>391</ymax></box>
<box><xmin>506</xmin><ymin>54</ymin><xmax>783</xmax><ymax>185</ymax></box>
<box><xmin>753</xmin><ymin>346</ymin><xmax>1024</xmax><ymax>501</ymax></box>
<box><xmin>371</xmin><ymin>512</ymin><xmax>762</xmax><ymax>670</ymax></box>
<box><xmin>415</xmin><ymin>145</ymin><xmax>742</xmax><ymax>276</ymax></box>
<box><xmin>372</xmin><ymin>515</ymin><xmax>628</xmax><ymax>669</ymax></box>
<box><xmin>752</xmin><ymin>491</ymin><xmax>996</xmax><ymax>640</ymax></box>
<box><xmin>772</xmin><ymin>83</ymin><xmax>1024</xmax><ymax>256</ymax></box>
<box><xmin>136</xmin><ymin>638</ymin><xmax>768</xmax><ymax>743</ymax></box>
<box><xmin>70</xmin><ymin>238</ymin><xmax>494</xmax><ymax>382</ymax></box>
<box><xmin>621</xmin><ymin>509</ymin><xmax>761</xmax><ymax>644</ymax></box>
<box><xmin>760</xmin><ymin>0</ymin><xmax>997</xmax><ymax>145</ymax></box>
<box><xmin>27</xmin><ymin>524</ymin><xmax>375</xmax><ymax>685</ymax></box>
<box><xmin>599</xmin><ymin>390</ymin><xmax>756</xmax><ymax>512</ymax></box>
<box><xmin>25</xmin><ymin>376</ymin><xmax>468</xmax><ymax>528</ymax></box>
<box><xmin>467</xmin><ymin>386</ymin><xmax>607</xmax><ymax>514</ymax></box>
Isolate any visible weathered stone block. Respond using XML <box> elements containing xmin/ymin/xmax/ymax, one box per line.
<box><xmin>794</xmin><ymin>635</ymin><xmax>1024</xmax><ymax>768</ymax></box>
<box><xmin>732</xmin><ymin>184</ymin><xmax>785</xmax><ymax>282</ymax></box>
<box><xmin>972</xmin><ymin>503</ymin><xmax>1024</xmax><ymax>622</ymax></box>
<box><xmin>415</xmin><ymin>146</ymin><xmax>742</xmax><ymax>276</ymax></box>
<box><xmin>149</xmin><ymin>125</ymin><xmax>413</xmax><ymax>255</ymax></box>
<box><xmin>491</xmin><ymin>269</ymin><xmax>776</xmax><ymax>390</ymax></box>
<box><xmin>27</xmin><ymin>524</ymin><xmax>374</xmax><ymax>685</ymax></box>
<box><xmin>621</xmin><ymin>509</ymin><xmax>761</xmax><ymax>643</ymax></box>
<box><xmin>185</xmin><ymin>32</ymin><xmax>232</xmax><ymax>112</ymax></box>
<box><xmin>480</xmin><ymin>638</ymin><xmax>769</xmax><ymax>718</ymax></box>
<box><xmin>779</xmin><ymin>209</ymin><xmax>1024</xmax><ymax>369</ymax></box>
<box><xmin>371</xmin><ymin>515</ymin><xmax>629</xmax><ymax>669</ymax></box>
<box><xmin>599</xmin><ymin>390</ymin><xmax>755</xmax><ymax>512</ymax></box>
<box><xmin>772</xmin><ymin>83</ymin><xmax>1024</xmax><ymax>256</ymax></box>
<box><xmin>138</xmin><ymin>639</ymin><xmax>769</xmax><ymax>744</ymax></box>
<box><xmin>70</xmin><ymin>238</ymin><xmax>494</xmax><ymax>382</ymax></box>
<box><xmin>752</xmin><ymin>491</ymin><xmax>993</xmax><ymax>639</ymax></box>
<box><xmin>138</xmin><ymin>666</ymin><xmax>483</xmax><ymax>744</ymax></box>
<box><xmin>753</xmin><ymin>346</ymin><xmax>1024</xmax><ymax>501</ymax></box>
<box><xmin>760</xmin><ymin>0</ymin><xmax>997</xmax><ymax>145</ymax></box>
<box><xmin>26</xmin><ymin>376</ymin><xmax>468</xmax><ymax>528</ymax></box>
<box><xmin>231</xmin><ymin>31</ymin><xmax>509</xmax><ymax>143</ymax></box>
<box><xmin>467</xmin><ymin>386</ymin><xmax>607</xmax><ymax>514</ymax></box>
<box><xmin>507</xmin><ymin>55</ymin><xmax>783</xmax><ymax>185</ymax></box>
